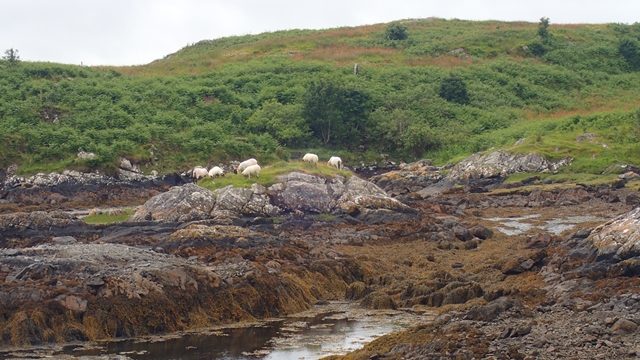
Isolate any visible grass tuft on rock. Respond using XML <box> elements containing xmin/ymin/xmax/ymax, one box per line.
<box><xmin>83</xmin><ymin>209</ymin><xmax>135</xmax><ymax>224</ymax></box>
<box><xmin>198</xmin><ymin>161</ymin><xmax>352</xmax><ymax>190</ymax></box>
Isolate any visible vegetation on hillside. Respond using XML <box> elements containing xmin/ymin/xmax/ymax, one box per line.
<box><xmin>1</xmin><ymin>18</ymin><xmax>640</xmax><ymax>176</ymax></box>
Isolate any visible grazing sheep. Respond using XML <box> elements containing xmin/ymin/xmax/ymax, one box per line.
<box><xmin>302</xmin><ymin>153</ymin><xmax>319</xmax><ymax>165</ymax></box>
<box><xmin>328</xmin><ymin>156</ymin><xmax>342</xmax><ymax>169</ymax></box>
<box><xmin>208</xmin><ymin>166</ymin><xmax>224</xmax><ymax>178</ymax></box>
<box><xmin>236</xmin><ymin>158</ymin><xmax>258</xmax><ymax>174</ymax></box>
<box><xmin>193</xmin><ymin>166</ymin><xmax>208</xmax><ymax>181</ymax></box>
<box><xmin>242</xmin><ymin>164</ymin><xmax>261</xmax><ymax>178</ymax></box>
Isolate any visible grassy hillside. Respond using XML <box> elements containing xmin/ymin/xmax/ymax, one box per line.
<box><xmin>1</xmin><ymin>18</ymin><xmax>640</xmax><ymax>176</ymax></box>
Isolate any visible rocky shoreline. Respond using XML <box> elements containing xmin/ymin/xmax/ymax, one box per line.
<box><xmin>1</xmin><ymin>152</ymin><xmax>639</xmax><ymax>359</ymax></box>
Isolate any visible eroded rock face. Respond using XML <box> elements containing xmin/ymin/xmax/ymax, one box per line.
<box><xmin>370</xmin><ymin>159</ymin><xmax>445</xmax><ymax>196</ymax></box>
<box><xmin>129</xmin><ymin>183</ymin><xmax>217</xmax><ymax>223</ymax></box>
<box><xmin>1</xmin><ymin>168</ymin><xmax>189</xmax><ymax>206</ymax></box>
<box><xmin>278</xmin><ymin>181</ymin><xmax>332</xmax><ymax>213</ymax></box>
<box><xmin>129</xmin><ymin>172</ymin><xmax>415</xmax><ymax>224</ymax></box>
<box><xmin>446</xmin><ymin>150</ymin><xmax>572</xmax><ymax>183</ymax></box>
<box><xmin>547</xmin><ymin>207</ymin><xmax>640</xmax><ymax>282</ymax></box>
<box><xmin>585</xmin><ymin>207</ymin><xmax>640</xmax><ymax>262</ymax></box>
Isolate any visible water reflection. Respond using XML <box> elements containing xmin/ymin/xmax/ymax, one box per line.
<box><xmin>65</xmin><ymin>305</ymin><xmax>419</xmax><ymax>360</ymax></box>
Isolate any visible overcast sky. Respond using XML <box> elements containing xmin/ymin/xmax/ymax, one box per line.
<box><xmin>1</xmin><ymin>0</ymin><xmax>638</xmax><ymax>66</ymax></box>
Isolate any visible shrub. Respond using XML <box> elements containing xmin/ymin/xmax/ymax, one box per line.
<box><xmin>439</xmin><ymin>74</ymin><xmax>469</xmax><ymax>104</ymax></box>
<box><xmin>385</xmin><ymin>23</ymin><xmax>408</xmax><ymax>41</ymax></box>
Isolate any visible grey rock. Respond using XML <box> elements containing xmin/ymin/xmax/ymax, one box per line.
<box><xmin>453</xmin><ymin>225</ymin><xmax>473</xmax><ymax>241</ymax></box>
<box><xmin>279</xmin><ymin>181</ymin><xmax>332</xmax><ymax>213</ymax></box>
<box><xmin>611</xmin><ymin>319</ymin><xmax>638</xmax><ymax>334</ymax></box>
<box><xmin>214</xmin><ymin>186</ymin><xmax>253</xmax><ymax>213</ymax></box>
<box><xmin>470</xmin><ymin>224</ymin><xmax>493</xmax><ymax>240</ymax></box>
<box><xmin>52</xmin><ymin>236</ymin><xmax>78</xmax><ymax>245</ymax></box>
<box><xmin>446</xmin><ymin>150</ymin><xmax>572</xmax><ymax>182</ymax></box>
<box><xmin>76</xmin><ymin>151</ymin><xmax>96</xmax><ymax>160</ymax></box>
<box><xmin>276</xmin><ymin>172</ymin><xmax>326</xmax><ymax>184</ymax></box>
<box><xmin>129</xmin><ymin>183</ymin><xmax>216</xmax><ymax>223</ymax></box>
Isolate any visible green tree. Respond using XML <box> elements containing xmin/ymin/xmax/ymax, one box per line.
<box><xmin>302</xmin><ymin>76</ymin><xmax>371</xmax><ymax>147</ymax></box>
<box><xmin>246</xmin><ymin>100</ymin><xmax>310</xmax><ymax>147</ymax></box>
<box><xmin>2</xmin><ymin>48</ymin><xmax>20</xmax><ymax>66</ymax></box>
<box><xmin>386</xmin><ymin>23</ymin><xmax>408</xmax><ymax>41</ymax></box>
<box><xmin>619</xmin><ymin>37</ymin><xmax>640</xmax><ymax>69</ymax></box>
<box><xmin>538</xmin><ymin>17</ymin><xmax>550</xmax><ymax>43</ymax></box>
<box><xmin>401</xmin><ymin>123</ymin><xmax>438</xmax><ymax>157</ymax></box>
<box><xmin>439</xmin><ymin>74</ymin><xmax>469</xmax><ymax>104</ymax></box>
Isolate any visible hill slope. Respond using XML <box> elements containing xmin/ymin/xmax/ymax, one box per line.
<box><xmin>1</xmin><ymin>18</ymin><xmax>639</xmax><ymax>175</ymax></box>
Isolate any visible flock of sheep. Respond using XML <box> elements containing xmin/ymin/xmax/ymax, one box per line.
<box><xmin>191</xmin><ymin>153</ymin><xmax>343</xmax><ymax>181</ymax></box>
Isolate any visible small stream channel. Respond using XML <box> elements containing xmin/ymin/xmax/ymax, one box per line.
<box><xmin>1</xmin><ymin>303</ymin><xmax>434</xmax><ymax>360</ymax></box>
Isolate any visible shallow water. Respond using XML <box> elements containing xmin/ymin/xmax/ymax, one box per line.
<box><xmin>485</xmin><ymin>214</ymin><xmax>606</xmax><ymax>235</ymax></box>
<box><xmin>57</xmin><ymin>303</ymin><xmax>431</xmax><ymax>360</ymax></box>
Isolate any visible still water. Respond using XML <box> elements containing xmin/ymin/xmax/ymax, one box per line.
<box><xmin>61</xmin><ymin>303</ymin><xmax>430</xmax><ymax>360</ymax></box>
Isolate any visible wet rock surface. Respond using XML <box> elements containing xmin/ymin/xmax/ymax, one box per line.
<box><xmin>0</xmin><ymin>168</ymin><xmax>189</xmax><ymax>210</ymax></box>
<box><xmin>1</xmin><ymin>160</ymin><xmax>639</xmax><ymax>359</ymax></box>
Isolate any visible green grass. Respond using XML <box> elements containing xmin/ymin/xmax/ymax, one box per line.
<box><xmin>83</xmin><ymin>208</ymin><xmax>135</xmax><ymax>224</ymax></box>
<box><xmin>198</xmin><ymin>160</ymin><xmax>351</xmax><ymax>190</ymax></box>
<box><xmin>504</xmin><ymin>171</ymin><xmax>620</xmax><ymax>186</ymax></box>
<box><xmin>312</xmin><ymin>213</ymin><xmax>339</xmax><ymax>221</ymax></box>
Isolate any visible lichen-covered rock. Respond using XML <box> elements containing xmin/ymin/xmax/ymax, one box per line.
<box><xmin>446</xmin><ymin>150</ymin><xmax>572</xmax><ymax>182</ymax></box>
<box><xmin>370</xmin><ymin>159</ymin><xmax>444</xmax><ymax>195</ymax></box>
<box><xmin>584</xmin><ymin>207</ymin><xmax>640</xmax><ymax>261</ymax></box>
<box><xmin>129</xmin><ymin>183</ymin><xmax>216</xmax><ymax>223</ymax></box>
<box><xmin>277</xmin><ymin>181</ymin><xmax>333</xmax><ymax>213</ymax></box>
<box><xmin>276</xmin><ymin>172</ymin><xmax>326</xmax><ymax>184</ymax></box>
<box><xmin>339</xmin><ymin>176</ymin><xmax>387</xmax><ymax>202</ymax></box>
<box><xmin>214</xmin><ymin>186</ymin><xmax>253</xmax><ymax>213</ymax></box>
<box><xmin>550</xmin><ymin>208</ymin><xmax>640</xmax><ymax>280</ymax></box>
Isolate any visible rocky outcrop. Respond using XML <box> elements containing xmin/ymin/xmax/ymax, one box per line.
<box><xmin>0</xmin><ymin>228</ymin><xmax>371</xmax><ymax>346</ymax></box>
<box><xmin>557</xmin><ymin>207</ymin><xmax>640</xmax><ymax>279</ymax></box>
<box><xmin>129</xmin><ymin>183</ymin><xmax>217</xmax><ymax>223</ymax></box>
<box><xmin>446</xmin><ymin>150</ymin><xmax>572</xmax><ymax>183</ymax></box>
<box><xmin>1</xmin><ymin>169</ymin><xmax>189</xmax><ymax>206</ymax></box>
<box><xmin>370</xmin><ymin>159</ymin><xmax>445</xmax><ymax>196</ymax></box>
<box><xmin>371</xmin><ymin>151</ymin><xmax>572</xmax><ymax>198</ymax></box>
<box><xmin>130</xmin><ymin>172</ymin><xmax>416</xmax><ymax>224</ymax></box>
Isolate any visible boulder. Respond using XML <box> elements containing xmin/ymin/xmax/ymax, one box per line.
<box><xmin>556</xmin><ymin>208</ymin><xmax>640</xmax><ymax>279</ymax></box>
<box><xmin>453</xmin><ymin>225</ymin><xmax>473</xmax><ymax>241</ymax></box>
<box><xmin>277</xmin><ymin>181</ymin><xmax>332</xmax><ymax>213</ymax></box>
<box><xmin>526</xmin><ymin>232</ymin><xmax>552</xmax><ymax>249</ymax></box>
<box><xmin>470</xmin><ymin>224</ymin><xmax>493</xmax><ymax>240</ymax></box>
<box><xmin>584</xmin><ymin>207</ymin><xmax>640</xmax><ymax>261</ymax></box>
<box><xmin>129</xmin><ymin>183</ymin><xmax>216</xmax><ymax>223</ymax></box>
<box><xmin>611</xmin><ymin>318</ymin><xmax>638</xmax><ymax>334</ymax></box>
<box><xmin>214</xmin><ymin>186</ymin><xmax>253</xmax><ymax>213</ymax></box>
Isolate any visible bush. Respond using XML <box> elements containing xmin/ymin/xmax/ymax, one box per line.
<box><xmin>439</xmin><ymin>74</ymin><xmax>469</xmax><ymax>104</ymax></box>
<box><xmin>385</xmin><ymin>23</ymin><xmax>408</xmax><ymax>41</ymax></box>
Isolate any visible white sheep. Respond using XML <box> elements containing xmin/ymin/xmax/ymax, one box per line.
<box><xmin>192</xmin><ymin>166</ymin><xmax>208</xmax><ymax>180</ymax></box>
<box><xmin>328</xmin><ymin>156</ymin><xmax>342</xmax><ymax>169</ymax></box>
<box><xmin>208</xmin><ymin>166</ymin><xmax>224</xmax><ymax>178</ymax></box>
<box><xmin>236</xmin><ymin>158</ymin><xmax>258</xmax><ymax>174</ymax></box>
<box><xmin>302</xmin><ymin>153</ymin><xmax>319</xmax><ymax>165</ymax></box>
<box><xmin>242</xmin><ymin>164</ymin><xmax>261</xmax><ymax>178</ymax></box>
